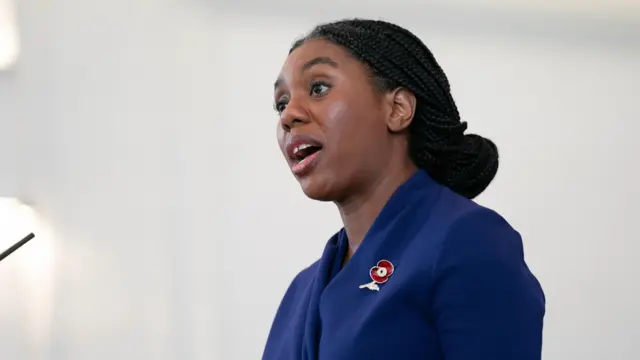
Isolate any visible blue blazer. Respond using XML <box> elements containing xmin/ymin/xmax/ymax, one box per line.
<box><xmin>262</xmin><ymin>170</ymin><xmax>545</xmax><ymax>360</ymax></box>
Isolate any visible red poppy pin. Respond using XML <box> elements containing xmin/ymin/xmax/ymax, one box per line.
<box><xmin>359</xmin><ymin>259</ymin><xmax>394</xmax><ymax>291</ymax></box>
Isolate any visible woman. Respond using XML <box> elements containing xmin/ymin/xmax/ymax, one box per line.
<box><xmin>263</xmin><ymin>18</ymin><xmax>545</xmax><ymax>360</ymax></box>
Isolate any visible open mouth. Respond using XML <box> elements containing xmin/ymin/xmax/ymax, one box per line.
<box><xmin>285</xmin><ymin>135</ymin><xmax>324</xmax><ymax>176</ymax></box>
<box><xmin>292</xmin><ymin>143</ymin><xmax>323</xmax><ymax>163</ymax></box>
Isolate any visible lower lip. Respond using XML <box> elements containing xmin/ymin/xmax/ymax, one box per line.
<box><xmin>291</xmin><ymin>150</ymin><xmax>322</xmax><ymax>176</ymax></box>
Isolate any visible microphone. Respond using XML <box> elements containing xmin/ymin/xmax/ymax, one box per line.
<box><xmin>0</xmin><ymin>233</ymin><xmax>36</xmax><ymax>263</ymax></box>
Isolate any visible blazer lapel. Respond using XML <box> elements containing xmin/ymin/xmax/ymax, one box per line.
<box><xmin>302</xmin><ymin>230</ymin><xmax>348</xmax><ymax>360</ymax></box>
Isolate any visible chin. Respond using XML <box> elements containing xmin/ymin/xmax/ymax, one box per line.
<box><xmin>298</xmin><ymin>176</ymin><xmax>337</xmax><ymax>202</ymax></box>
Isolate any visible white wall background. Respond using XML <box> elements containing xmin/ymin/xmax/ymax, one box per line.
<box><xmin>0</xmin><ymin>1</ymin><xmax>638</xmax><ymax>359</ymax></box>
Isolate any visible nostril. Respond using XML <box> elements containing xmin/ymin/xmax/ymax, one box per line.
<box><xmin>282</xmin><ymin>118</ymin><xmax>303</xmax><ymax>132</ymax></box>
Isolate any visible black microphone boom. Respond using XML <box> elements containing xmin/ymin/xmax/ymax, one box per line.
<box><xmin>0</xmin><ymin>233</ymin><xmax>36</xmax><ymax>263</ymax></box>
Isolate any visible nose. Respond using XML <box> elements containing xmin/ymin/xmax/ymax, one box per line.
<box><xmin>279</xmin><ymin>98</ymin><xmax>310</xmax><ymax>132</ymax></box>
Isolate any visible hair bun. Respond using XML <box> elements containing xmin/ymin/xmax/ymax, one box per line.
<box><xmin>444</xmin><ymin>134</ymin><xmax>499</xmax><ymax>199</ymax></box>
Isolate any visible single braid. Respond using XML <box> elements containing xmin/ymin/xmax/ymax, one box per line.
<box><xmin>291</xmin><ymin>19</ymin><xmax>499</xmax><ymax>199</ymax></box>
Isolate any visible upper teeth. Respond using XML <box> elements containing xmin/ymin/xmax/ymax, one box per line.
<box><xmin>293</xmin><ymin>144</ymin><xmax>313</xmax><ymax>155</ymax></box>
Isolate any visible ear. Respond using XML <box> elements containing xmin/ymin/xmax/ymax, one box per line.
<box><xmin>385</xmin><ymin>88</ymin><xmax>416</xmax><ymax>133</ymax></box>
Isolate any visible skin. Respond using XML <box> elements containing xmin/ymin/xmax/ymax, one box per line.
<box><xmin>274</xmin><ymin>39</ymin><xmax>419</xmax><ymax>261</ymax></box>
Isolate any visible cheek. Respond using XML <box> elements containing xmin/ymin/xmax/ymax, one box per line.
<box><xmin>322</xmin><ymin>100</ymin><xmax>354</xmax><ymax>134</ymax></box>
<box><xmin>319</xmin><ymin>101</ymin><xmax>362</xmax><ymax>167</ymax></box>
<box><xmin>276</xmin><ymin>123</ymin><xmax>287</xmax><ymax>155</ymax></box>
<box><xmin>321</xmin><ymin>98</ymin><xmax>381</xmax><ymax>148</ymax></box>
<box><xmin>326</xmin><ymin>100</ymin><xmax>348</xmax><ymax>122</ymax></box>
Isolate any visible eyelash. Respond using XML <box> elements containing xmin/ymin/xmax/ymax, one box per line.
<box><xmin>274</xmin><ymin>81</ymin><xmax>332</xmax><ymax>114</ymax></box>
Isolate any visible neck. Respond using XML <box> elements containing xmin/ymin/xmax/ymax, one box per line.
<box><xmin>337</xmin><ymin>162</ymin><xmax>418</xmax><ymax>263</ymax></box>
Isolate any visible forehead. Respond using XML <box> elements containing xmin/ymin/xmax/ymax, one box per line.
<box><xmin>278</xmin><ymin>39</ymin><xmax>362</xmax><ymax>79</ymax></box>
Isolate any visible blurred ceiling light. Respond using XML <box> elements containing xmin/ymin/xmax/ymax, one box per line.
<box><xmin>0</xmin><ymin>197</ymin><xmax>54</xmax><ymax>276</ymax></box>
<box><xmin>0</xmin><ymin>197</ymin><xmax>55</xmax><ymax>354</ymax></box>
<box><xmin>0</xmin><ymin>0</ymin><xmax>20</xmax><ymax>70</ymax></box>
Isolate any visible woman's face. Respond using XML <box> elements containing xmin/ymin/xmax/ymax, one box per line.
<box><xmin>274</xmin><ymin>39</ymin><xmax>396</xmax><ymax>202</ymax></box>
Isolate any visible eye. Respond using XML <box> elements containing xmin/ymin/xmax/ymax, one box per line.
<box><xmin>273</xmin><ymin>99</ymin><xmax>288</xmax><ymax>114</ymax></box>
<box><xmin>310</xmin><ymin>81</ymin><xmax>331</xmax><ymax>96</ymax></box>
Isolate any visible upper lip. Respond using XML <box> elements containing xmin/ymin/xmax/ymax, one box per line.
<box><xmin>285</xmin><ymin>134</ymin><xmax>324</xmax><ymax>161</ymax></box>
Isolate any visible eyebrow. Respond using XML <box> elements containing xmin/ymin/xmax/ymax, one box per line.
<box><xmin>274</xmin><ymin>56</ymin><xmax>339</xmax><ymax>89</ymax></box>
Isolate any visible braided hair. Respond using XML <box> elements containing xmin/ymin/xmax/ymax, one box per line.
<box><xmin>290</xmin><ymin>19</ymin><xmax>499</xmax><ymax>199</ymax></box>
